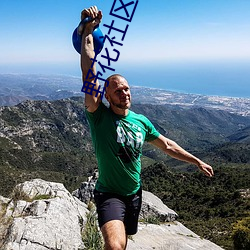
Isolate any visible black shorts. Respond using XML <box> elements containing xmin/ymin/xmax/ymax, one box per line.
<box><xmin>94</xmin><ymin>187</ymin><xmax>142</xmax><ymax>235</ymax></box>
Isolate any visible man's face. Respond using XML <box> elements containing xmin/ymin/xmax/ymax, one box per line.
<box><xmin>105</xmin><ymin>76</ymin><xmax>131</xmax><ymax>110</ymax></box>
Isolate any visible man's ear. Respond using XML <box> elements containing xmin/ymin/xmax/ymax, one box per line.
<box><xmin>105</xmin><ymin>92</ymin><xmax>109</xmax><ymax>102</ymax></box>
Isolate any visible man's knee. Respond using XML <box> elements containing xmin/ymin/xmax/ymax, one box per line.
<box><xmin>101</xmin><ymin>220</ymin><xmax>127</xmax><ymax>250</ymax></box>
<box><xmin>104</xmin><ymin>239</ymin><xmax>126</xmax><ymax>250</ymax></box>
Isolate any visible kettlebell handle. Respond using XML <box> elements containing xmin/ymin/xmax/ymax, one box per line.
<box><xmin>72</xmin><ymin>17</ymin><xmax>104</xmax><ymax>55</ymax></box>
<box><xmin>78</xmin><ymin>16</ymin><xmax>99</xmax><ymax>33</ymax></box>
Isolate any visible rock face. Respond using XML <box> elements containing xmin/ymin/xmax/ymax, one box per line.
<box><xmin>140</xmin><ymin>190</ymin><xmax>178</xmax><ymax>222</ymax></box>
<box><xmin>127</xmin><ymin>222</ymin><xmax>224</xmax><ymax>250</ymax></box>
<box><xmin>73</xmin><ymin>175</ymin><xmax>178</xmax><ymax>222</ymax></box>
<box><xmin>0</xmin><ymin>179</ymin><xmax>89</xmax><ymax>250</ymax></box>
<box><xmin>0</xmin><ymin>179</ymin><xmax>224</xmax><ymax>250</ymax></box>
<box><xmin>72</xmin><ymin>169</ymin><xmax>99</xmax><ymax>204</ymax></box>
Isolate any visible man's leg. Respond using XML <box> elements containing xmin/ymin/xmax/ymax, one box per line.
<box><xmin>124</xmin><ymin>187</ymin><xmax>142</xmax><ymax>235</ymax></box>
<box><xmin>94</xmin><ymin>190</ymin><xmax>128</xmax><ymax>249</ymax></box>
<box><xmin>101</xmin><ymin>220</ymin><xmax>127</xmax><ymax>250</ymax></box>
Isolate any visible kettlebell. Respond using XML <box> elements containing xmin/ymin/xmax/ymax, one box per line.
<box><xmin>72</xmin><ymin>17</ymin><xmax>104</xmax><ymax>55</ymax></box>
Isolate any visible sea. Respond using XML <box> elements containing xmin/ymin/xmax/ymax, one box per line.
<box><xmin>1</xmin><ymin>60</ymin><xmax>249</xmax><ymax>99</ymax></box>
<box><xmin>116</xmin><ymin>61</ymin><xmax>250</xmax><ymax>99</ymax></box>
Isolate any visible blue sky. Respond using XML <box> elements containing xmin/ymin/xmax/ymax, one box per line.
<box><xmin>0</xmin><ymin>0</ymin><xmax>250</xmax><ymax>97</ymax></box>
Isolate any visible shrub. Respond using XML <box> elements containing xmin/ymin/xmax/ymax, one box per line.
<box><xmin>82</xmin><ymin>202</ymin><xmax>104</xmax><ymax>250</ymax></box>
<box><xmin>232</xmin><ymin>216</ymin><xmax>250</xmax><ymax>250</ymax></box>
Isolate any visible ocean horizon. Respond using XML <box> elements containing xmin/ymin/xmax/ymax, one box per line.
<box><xmin>1</xmin><ymin>60</ymin><xmax>249</xmax><ymax>99</ymax></box>
<box><xmin>118</xmin><ymin>61</ymin><xmax>250</xmax><ymax>99</ymax></box>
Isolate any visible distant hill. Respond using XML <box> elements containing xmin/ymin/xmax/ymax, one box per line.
<box><xmin>1</xmin><ymin>74</ymin><xmax>249</xmax><ymax>117</ymax></box>
<box><xmin>0</xmin><ymin>74</ymin><xmax>82</xmax><ymax>106</ymax></box>
<box><xmin>227</xmin><ymin>125</ymin><xmax>250</xmax><ymax>143</ymax></box>
<box><xmin>132</xmin><ymin>104</ymin><xmax>250</xmax><ymax>169</ymax></box>
<box><xmin>0</xmin><ymin>97</ymin><xmax>95</xmax><ymax>195</ymax></box>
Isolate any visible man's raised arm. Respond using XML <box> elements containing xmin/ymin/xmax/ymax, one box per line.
<box><xmin>80</xmin><ymin>6</ymin><xmax>102</xmax><ymax>113</ymax></box>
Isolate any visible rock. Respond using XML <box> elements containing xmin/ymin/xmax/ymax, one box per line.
<box><xmin>72</xmin><ymin>169</ymin><xmax>98</xmax><ymax>204</ymax></box>
<box><xmin>72</xmin><ymin>174</ymin><xmax>178</xmax><ymax>222</ymax></box>
<box><xmin>140</xmin><ymin>190</ymin><xmax>178</xmax><ymax>222</ymax></box>
<box><xmin>127</xmin><ymin>222</ymin><xmax>224</xmax><ymax>250</ymax></box>
<box><xmin>0</xmin><ymin>179</ymin><xmax>224</xmax><ymax>250</ymax></box>
<box><xmin>239</xmin><ymin>188</ymin><xmax>250</xmax><ymax>198</ymax></box>
<box><xmin>0</xmin><ymin>179</ymin><xmax>89</xmax><ymax>250</ymax></box>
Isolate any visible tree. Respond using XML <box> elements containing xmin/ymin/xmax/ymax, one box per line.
<box><xmin>232</xmin><ymin>216</ymin><xmax>250</xmax><ymax>250</ymax></box>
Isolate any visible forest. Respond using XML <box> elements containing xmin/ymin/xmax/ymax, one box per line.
<box><xmin>141</xmin><ymin>161</ymin><xmax>250</xmax><ymax>249</ymax></box>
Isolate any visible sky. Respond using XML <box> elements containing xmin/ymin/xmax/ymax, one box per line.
<box><xmin>0</xmin><ymin>0</ymin><xmax>250</xmax><ymax>97</ymax></box>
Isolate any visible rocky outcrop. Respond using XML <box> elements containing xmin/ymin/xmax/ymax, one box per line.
<box><xmin>72</xmin><ymin>173</ymin><xmax>178</xmax><ymax>222</ymax></box>
<box><xmin>0</xmin><ymin>179</ymin><xmax>224</xmax><ymax>250</ymax></box>
<box><xmin>127</xmin><ymin>222</ymin><xmax>224</xmax><ymax>250</ymax></box>
<box><xmin>140</xmin><ymin>190</ymin><xmax>177</xmax><ymax>222</ymax></box>
<box><xmin>72</xmin><ymin>169</ymin><xmax>99</xmax><ymax>204</ymax></box>
<box><xmin>0</xmin><ymin>179</ymin><xmax>89</xmax><ymax>250</ymax></box>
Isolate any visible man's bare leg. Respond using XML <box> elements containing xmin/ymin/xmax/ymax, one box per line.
<box><xmin>101</xmin><ymin>220</ymin><xmax>128</xmax><ymax>250</ymax></box>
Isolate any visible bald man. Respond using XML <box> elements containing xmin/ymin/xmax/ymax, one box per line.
<box><xmin>80</xmin><ymin>6</ymin><xmax>214</xmax><ymax>250</ymax></box>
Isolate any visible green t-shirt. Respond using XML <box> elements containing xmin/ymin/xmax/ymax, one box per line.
<box><xmin>85</xmin><ymin>102</ymin><xmax>160</xmax><ymax>196</ymax></box>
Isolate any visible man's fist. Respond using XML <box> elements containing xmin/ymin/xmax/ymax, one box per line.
<box><xmin>78</xmin><ymin>6</ymin><xmax>102</xmax><ymax>35</ymax></box>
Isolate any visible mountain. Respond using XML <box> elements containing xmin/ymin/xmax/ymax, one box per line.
<box><xmin>1</xmin><ymin>74</ymin><xmax>249</xmax><ymax>117</ymax></box>
<box><xmin>0</xmin><ymin>97</ymin><xmax>96</xmax><ymax>196</ymax></box>
<box><xmin>1</xmin><ymin>97</ymin><xmax>250</xmax><ymax>197</ymax></box>
<box><xmin>0</xmin><ymin>74</ymin><xmax>82</xmax><ymax>106</ymax></box>
<box><xmin>204</xmin><ymin>126</ymin><xmax>250</xmax><ymax>165</ymax></box>
<box><xmin>0</xmin><ymin>75</ymin><xmax>250</xmax><ymax>249</ymax></box>
<box><xmin>131</xmin><ymin>104</ymin><xmax>250</xmax><ymax>172</ymax></box>
<box><xmin>227</xmin><ymin>125</ymin><xmax>250</xmax><ymax>143</ymax></box>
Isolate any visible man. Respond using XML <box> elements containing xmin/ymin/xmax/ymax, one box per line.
<box><xmin>80</xmin><ymin>6</ymin><xmax>214</xmax><ymax>250</ymax></box>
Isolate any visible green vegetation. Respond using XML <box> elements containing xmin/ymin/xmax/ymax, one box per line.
<box><xmin>140</xmin><ymin>215</ymin><xmax>161</xmax><ymax>225</ymax></box>
<box><xmin>0</xmin><ymin>98</ymin><xmax>98</xmax><ymax>197</ymax></box>
<box><xmin>11</xmin><ymin>189</ymin><xmax>53</xmax><ymax>203</ymax></box>
<box><xmin>1</xmin><ymin>97</ymin><xmax>250</xmax><ymax>249</ymax></box>
<box><xmin>0</xmin><ymin>200</ymin><xmax>13</xmax><ymax>249</ymax></box>
<box><xmin>141</xmin><ymin>162</ymin><xmax>250</xmax><ymax>249</ymax></box>
<box><xmin>232</xmin><ymin>216</ymin><xmax>250</xmax><ymax>250</ymax></box>
<box><xmin>82</xmin><ymin>202</ymin><xmax>104</xmax><ymax>250</ymax></box>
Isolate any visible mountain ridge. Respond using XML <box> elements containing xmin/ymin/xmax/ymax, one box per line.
<box><xmin>1</xmin><ymin>96</ymin><xmax>250</xmax><ymax>196</ymax></box>
<box><xmin>0</xmin><ymin>95</ymin><xmax>249</xmax><ymax>249</ymax></box>
<box><xmin>1</xmin><ymin>74</ymin><xmax>249</xmax><ymax>117</ymax></box>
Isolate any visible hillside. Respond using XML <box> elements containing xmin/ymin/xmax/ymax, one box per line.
<box><xmin>0</xmin><ymin>97</ymin><xmax>96</xmax><ymax>195</ymax></box>
<box><xmin>141</xmin><ymin>162</ymin><xmax>250</xmax><ymax>249</ymax></box>
<box><xmin>0</xmin><ymin>97</ymin><xmax>250</xmax><ymax>249</ymax></box>
<box><xmin>227</xmin><ymin>125</ymin><xmax>250</xmax><ymax>143</ymax></box>
<box><xmin>0</xmin><ymin>74</ymin><xmax>82</xmax><ymax>106</ymax></box>
<box><xmin>0</xmin><ymin>97</ymin><xmax>250</xmax><ymax>195</ymax></box>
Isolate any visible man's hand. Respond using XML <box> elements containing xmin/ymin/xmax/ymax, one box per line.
<box><xmin>197</xmin><ymin>162</ymin><xmax>214</xmax><ymax>177</ymax></box>
<box><xmin>78</xmin><ymin>6</ymin><xmax>102</xmax><ymax>35</ymax></box>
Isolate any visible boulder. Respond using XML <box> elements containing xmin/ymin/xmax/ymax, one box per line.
<box><xmin>0</xmin><ymin>179</ymin><xmax>89</xmax><ymax>250</ymax></box>
<box><xmin>127</xmin><ymin>222</ymin><xmax>224</xmax><ymax>250</ymax></box>
<box><xmin>0</xmin><ymin>178</ymin><xmax>224</xmax><ymax>250</ymax></box>
<box><xmin>72</xmin><ymin>172</ymin><xmax>178</xmax><ymax>222</ymax></box>
<box><xmin>72</xmin><ymin>169</ymin><xmax>98</xmax><ymax>204</ymax></box>
<box><xmin>140</xmin><ymin>190</ymin><xmax>178</xmax><ymax>222</ymax></box>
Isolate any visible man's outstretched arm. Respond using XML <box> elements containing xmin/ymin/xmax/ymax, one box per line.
<box><xmin>150</xmin><ymin>134</ymin><xmax>214</xmax><ymax>177</ymax></box>
<box><xmin>80</xmin><ymin>6</ymin><xmax>102</xmax><ymax>113</ymax></box>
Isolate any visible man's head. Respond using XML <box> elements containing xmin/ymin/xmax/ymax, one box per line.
<box><xmin>105</xmin><ymin>74</ymin><xmax>131</xmax><ymax>113</ymax></box>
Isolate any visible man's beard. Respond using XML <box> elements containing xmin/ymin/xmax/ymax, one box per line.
<box><xmin>109</xmin><ymin>98</ymin><xmax>131</xmax><ymax>110</ymax></box>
